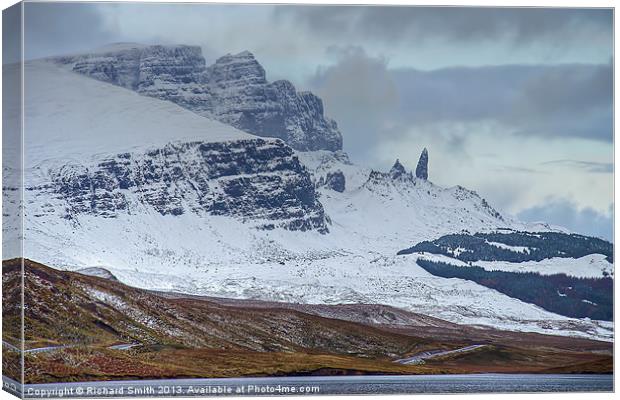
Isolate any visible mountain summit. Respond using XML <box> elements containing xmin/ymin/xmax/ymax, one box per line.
<box><xmin>54</xmin><ymin>44</ymin><xmax>343</xmax><ymax>152</ymax></box>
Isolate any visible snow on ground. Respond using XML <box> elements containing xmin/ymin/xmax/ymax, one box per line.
<box><xmin>476</xmin><ymin>254</ymin><xmax>613</xmax><ymax>279</ymax></box>
<box><xmin>22</xmin><ymin>60</ymin><xmax>253</xmax><ymax>168</ymax></box>
<box><xmin>486</xmin><ymin>241</ymin><xmax>531</xmax><ymax>253</ymax></box>
<box><xmin>410</xmin><ymin>252</ymin><xmax>613</xmax><ymax>279</ymax></box>
<box><xmin>24</xmin><ymin>208</ymin><xmax>614</xmax><ymax>342</ymax></box>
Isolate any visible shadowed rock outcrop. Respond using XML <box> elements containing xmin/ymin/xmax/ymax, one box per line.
<box><xmin>325</xmin><ymin>171</ymin><xmax>346</xmax><ymax>193</ymax></box>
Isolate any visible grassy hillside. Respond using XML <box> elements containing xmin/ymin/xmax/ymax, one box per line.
<box><xmin>2</xmin><ymin>258</ymin><xmax>612</xmax><ymax>383</ymax></box>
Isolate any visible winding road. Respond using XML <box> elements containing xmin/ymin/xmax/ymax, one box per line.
<box><xmin>395</xmin><ymin>344</ymin><xmax>487</xmax><ymax>365</ymax></box>
<box><xmin>3</xmin><ymin>340</ymin><xmax>140</xmax><ymax>354</ymax></box>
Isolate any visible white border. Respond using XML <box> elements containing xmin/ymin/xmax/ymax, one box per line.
<box><xmin>0</xmin><ymin>1</ymin><xmax>616</xmax><ymax>400</ymax></box>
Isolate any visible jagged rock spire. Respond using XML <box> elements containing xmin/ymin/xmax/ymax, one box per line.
<box><xmin>416</xmin><ymin>148</ymin><xmax>428</xmax><ymax>180</ymax></box>
<box><xmin>390</xmin><ymin>159</ymin><xmax>407</xmax><ymax>179</ymax></box>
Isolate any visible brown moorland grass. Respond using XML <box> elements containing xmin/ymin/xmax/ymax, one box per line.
<box><xmin>2</xmin><ymin>258</ymin><xmax>613</xmax><ymax>383</ymax></box>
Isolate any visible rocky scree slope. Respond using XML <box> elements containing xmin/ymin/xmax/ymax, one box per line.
<box><xmin>53</xmin><ymin>44</ymin><xmax>343</xmax><ymax>152</ymax></box>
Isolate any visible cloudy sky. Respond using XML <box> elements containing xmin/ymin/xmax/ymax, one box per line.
<box><xmin>20</xmin><ymin>2</ymin><xmax>614</xmax><ymax>240</ymax></box>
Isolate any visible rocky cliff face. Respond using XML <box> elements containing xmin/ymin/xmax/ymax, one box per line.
<box><xmin>55</xmin><ymin>44</ymin><xmax>343</xmax><ymax>152</ymax></box>
<box><xmin>33</xmin><ymin>138</ymin><xmax>328</xmax><ymax>232</ymax></box>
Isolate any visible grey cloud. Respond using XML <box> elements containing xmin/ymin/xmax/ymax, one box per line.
<box><xmin>23</xmin><ymin>2</ymin><xmax>118</xmax><ymax>60</ymax></box>
<box><xmin>517</xmin><ymin>200</ymin><xmax>613</xmax><ymax>241</ymax></box>
<box><xmin>393</xmin><ymin>63</ymin><xmax>612</xmax><ymax>141</ymax></box>
<box><xmin>542</xmin><ymin>160</ymin><xmax>613</xmax><ymax>173</ymax></box>
<box><xmin>309</xmin><ymin>46</ymin><xmax>400</xmax><ymax>160</ymax></box>
<box><xmin>507</xmin><ymin>63</ymin><xmax>613</xmax><ymax>139</ymax></box>
<box><xmin>276</xmin><ymin>6</ymin><xmax>612</xmax><ymax>46</ymax></box>
<box><xmin>309</xmin><ymin>48</ymin><xmax>612</xmax><ymax>161</ymax></box>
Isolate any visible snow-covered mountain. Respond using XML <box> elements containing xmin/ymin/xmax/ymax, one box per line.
<box><xmin>15</xmin><ymin>61</ymin><xmax>327</xmax><ymax>231</ymax></box>
<box><xmin>301</xmin><ymin>150</ymin><xmax>513</xmax><ymax>245</ymax></box>
<box><xmin>4</xmin><ymin>52</ymin><xmax>613</xmax><ymax>342</ymax></box>
<box><xmin>52</xmin><ymin>43</ymin><xmax>343</xmax><ymax>152</ymax></box>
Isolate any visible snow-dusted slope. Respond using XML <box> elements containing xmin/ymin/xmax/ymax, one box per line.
<box><xmin>398</xmin><ymin>253</ymin><xmax>613</xmax><ymax>279</ymax></box>
<box><xmin>23</xmin><ymin>61</ymin><xmax>251</xmax><ymax>165</ymax></box>
<box><xmin>476</xmin><ymin>255</ymin><xmax>613</xmax><ymax>278</ymax></box>
<box><xmin>8</xmin><ymin>59</ymin><xmax>613</xmax><ymax>342</ymax></box>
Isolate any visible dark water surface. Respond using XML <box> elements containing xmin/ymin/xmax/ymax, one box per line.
<box><xmin>3</xmin><ymin>374</ymin><xmax>613</xmax><ymax>398</ymax></box>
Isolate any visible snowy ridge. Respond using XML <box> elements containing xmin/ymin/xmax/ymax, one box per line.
<box><xmin>22</xmin><ymin>61</ymin><xmax>251</xmax><ymax>166</ymax></box>
<box><xmin>76</xmin><ymin>266</ymin><xmax>118</xmax><ymax>281</ymax></box>
<box><xmin>299</xmin><ymin>150</ymin><xmax>541</xmax><ymax>246</ymax></box>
